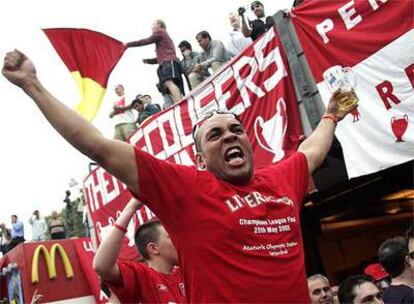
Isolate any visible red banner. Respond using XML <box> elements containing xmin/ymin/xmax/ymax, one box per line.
<box><xmin>292</xmin><ymin>0</ymin><xmax>414</xmax><ymax>178</ymax></box>
<box><xmin>84</xmin><ymin>27</ymin><xmax>303</xmax><ymax>260</ymax></box>
<box><xmin>72</xmin><ymin>238</ymin><xmax>107</xmax><ymax>303</ymax></box>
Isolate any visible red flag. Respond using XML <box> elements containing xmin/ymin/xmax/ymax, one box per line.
<box><xmin>43</xmin><ymin>28</ymin><xmax>126</xmax><ymax>121</ymax></box>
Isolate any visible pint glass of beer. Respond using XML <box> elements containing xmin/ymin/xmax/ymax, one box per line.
<box><xmin>323</xmin><ymin>65</ymin><xmax>358</xmax><ymax>112</ymax></box>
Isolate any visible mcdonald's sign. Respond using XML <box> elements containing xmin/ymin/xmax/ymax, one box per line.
<box><xmin>31</xmin><ymin>243</ymin><xmax>74</xmax><ymax>284</ymax></box>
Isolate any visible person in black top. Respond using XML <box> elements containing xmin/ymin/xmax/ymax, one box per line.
<box><xmin>378</xmin><ymin>235</ymin><xmax>414</xmax><ymax>304</ymax></box>
<box><xmin>239</xmin><ymin>1</ymin><xmax>275</xmax><ymax>41</ymax></box>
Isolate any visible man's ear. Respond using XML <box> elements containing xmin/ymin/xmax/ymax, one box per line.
<box><xmin>146</xmin><ymin>242</ymin><xmax>160</xmax><ymax>256</ymax></box>
<box><xmin>195</xmin><ymin>152</ymin><xmax>206</xmax><ymax>170</ymax></box>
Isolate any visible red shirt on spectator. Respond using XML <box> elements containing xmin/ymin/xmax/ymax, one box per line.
<box><xmin>107</xmin><ymin>260</ymin><xmax>185</xmax><ymax>303</ymax></box>
<box><xmin>132</xmin><ymin>148</ymin><xmax>311</xmax><ymax>303</ymax></box>
<box><xmin>127</xmin><ymin>28</ymin><xmax>178</xmax><ymax>64</ymax></box>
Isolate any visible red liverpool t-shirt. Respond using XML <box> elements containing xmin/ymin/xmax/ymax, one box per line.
<box><xmin>108</xmin><ymin>261</ymin><xmax>185</xmax><ymax>303</ymax></box>
<box><xmin>132</xmin><ymin>148</ymin><xmax>310</xmax><ymax>303</ymax></box>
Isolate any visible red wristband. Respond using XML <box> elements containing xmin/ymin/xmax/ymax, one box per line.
<box><xmin>113</xmin><ymin>223</ymin><xmax>127</xmax><ymax>233</ymax></box>
<box><xmin>322</xmin><ymin>114</ymin><xmax>338</xmax><ymax>124</ymax></box>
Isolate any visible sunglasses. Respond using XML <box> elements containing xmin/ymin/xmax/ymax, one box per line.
<box><xmin>191</xmin><ymin>110</ymin><xmax>241</xmax><ymax>150</ymax></box>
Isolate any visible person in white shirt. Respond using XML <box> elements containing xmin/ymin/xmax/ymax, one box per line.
<box><xmin>29</xmin><ymin>210</ymin><xmax>47</xmax><ymax>241</ymax></box>
<box><xmin>226</xmin><ymin>12</ymin><xmax>252</xmax><ymax>57</ymax></box>
<box><xmin>109</xmin><ymin>84</ymin><xmax>137</xmax><ymax>142</ymax></box>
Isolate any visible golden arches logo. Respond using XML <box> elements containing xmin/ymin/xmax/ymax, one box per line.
<box><xmin>31</xmin><ymin>244</ymin><xmax>74</xmax><ymax>284</ymax></box>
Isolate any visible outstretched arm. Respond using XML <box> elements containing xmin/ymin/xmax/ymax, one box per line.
<box><xmin>241</xmin><ymin>15</ymin><xmax>252</xmax><ymax>38</ymax></box>
<box><xmin>2</xmin><ymin>50</ymin><xmax>139</xmax><ymax>194</ymax></box>
<box><xmin>125</xmin><ymin>32</ymin><xmax>161</xmax><ymax>48</ymax></box>
<box><xmin>93</xmin><ymin>198</ymin><xmax>142</xmax><ymax>284</ymax></box>
<box><xmin>298</xmin><ymin>90</ymin><xmax>355</xmax><ymax>174</ymax></box>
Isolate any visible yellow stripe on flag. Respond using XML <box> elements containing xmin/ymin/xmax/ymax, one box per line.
<box><xmin>71</xmin><ymin>71</ymin><xmax>106</xmax><ymax>121</ymax></box>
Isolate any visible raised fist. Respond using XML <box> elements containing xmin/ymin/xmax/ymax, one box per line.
<box><xmin>2</xmin><ymin>49</ymin><xmax>37</xmax><ymax>89</ymax></box>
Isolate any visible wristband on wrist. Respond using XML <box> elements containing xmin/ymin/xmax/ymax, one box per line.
<box><xmin>322</xmin><ymin>114</ymin><xmax>338</xmax><ymax>124</ymax></box>
<box><xmin>113</xmin><ymin>223</ymin><xmax>127</xmax><ymax>233</ymax></box>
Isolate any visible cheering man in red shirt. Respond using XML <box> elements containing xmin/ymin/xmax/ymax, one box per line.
<box><xmin>93</xmin><ymin>198</ymin><xmax>185</xmax><ymax>303</ymax></box>
<box><xmin>3</xmin><ymin>49</ymin><xmax>354</xmax><ymax>303</ymax></box>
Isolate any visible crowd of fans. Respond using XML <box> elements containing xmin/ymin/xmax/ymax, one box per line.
<box><xmin>307</xmin><ymin>225</ymin><xmax>414</xmax><ymax>304</ymax></box>
<box><xmin>0</xmin><ymin>210</ymin><xmax>67</xmax><ymax>255</ymax></box>
<box><xmin>112</xmin><ymin>1</ymin><xmax>274</xmax><ymax>122</ymax></box>
<box><xmin>110</xmin><ymin>1</ymin><xmax>275</xmax><ymax>142</ymax></box>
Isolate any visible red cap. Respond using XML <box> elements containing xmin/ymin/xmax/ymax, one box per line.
<box><xmin>364</xmin><ymin>263</ymin><xmax>389</xmax><ymax>281</ymax></box>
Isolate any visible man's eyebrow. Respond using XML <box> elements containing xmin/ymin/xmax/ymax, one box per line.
<box><xmin>205</xmin><ymin>126</ymin><xmax>222</xmax><ymax>136</ymax></box>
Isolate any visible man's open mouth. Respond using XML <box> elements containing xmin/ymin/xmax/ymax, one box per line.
<box><xmin>224</xmin><ymin>147</ymin><xmax>245</xmax><ymax>165</ymax></box>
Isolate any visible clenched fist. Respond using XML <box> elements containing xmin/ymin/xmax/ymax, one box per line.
<box><xmin>2</xmin><ymin>49</ymin><xmax>37</xmax><ymax>89</ymax></box>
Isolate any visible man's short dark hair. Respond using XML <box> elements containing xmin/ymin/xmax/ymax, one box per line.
<box><xmin>251</xmin><ymin>0</ymin><xmax>264</xmax><ymax>10</ymax></box>
<box><xmin>11</xmin><ymin>215</ymin><xmax>17</xmax><ymax>218</ymax></box>
<box><xmin>378</xmin><ymin>236</ymin><xmax>408</xmax><ymax>278</ymax></box>
<box><xmin>178</xmin><ymin>40</ymin><xmax>192</xmax><ymax>51</ymax></box>
<box><xmin>196</xmin><ymin>31</ymin><xmax>211</xmax><ymax>41</ymax></box>
<box><xmin>134</xmin><ymin>220</ymin><xmax>162</xmax><ymax>260</ymax></box>
<box><xmin>338</xmin><ymin>275</ymin><xmax>374</xmax><ymax>304</ymax></box>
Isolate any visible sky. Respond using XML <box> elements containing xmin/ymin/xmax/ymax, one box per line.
<box><xmin>0</xmin><ymin>0</ymin><xmax>295</xmax><ymax>239</ymax></box>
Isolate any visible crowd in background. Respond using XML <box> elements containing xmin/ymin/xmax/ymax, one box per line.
<box><xmin>307</xmin><ymin>226</ymin><xmax>414</xmax><ymax>304</ymax></box>
<box><xmin>109</xmin><ymin>1</ymin><xmax>276</xmax><ymax>142</ymax></box>
<box><xmin>0</xmin><ymin>211</ymin><xmax>66</xmax><ymax>255</ymax></box>
<box><xmin>0</xmin><ymin>190</ymin><xmax>88</xmax><ymax>257</ymax></box>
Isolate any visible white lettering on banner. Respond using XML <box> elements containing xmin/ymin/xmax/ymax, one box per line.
<box><xmin>338</xmin><ymin>1</ymin><xmax>362</xmax><ymax>30</ymax></box>
<box><xmin>233</xmin><ymin>55</ymin><xmax>264</xmax><ymax>110</ymax></box>
<box><xmin>82</xmin><ymin>241</ymin><xmax>95</xmax><ymax>253</ymax></box>
<box><xmin>193</xmin><ymin>83</ymin><xmax>218</xmax><ymax>117</ymax></box>
<box><xmin>173</xmin><ymin>105</ymin><xmax>193</xmax><ymax>149</ymax></box>
<box><xmin>316</xmin><ymin>0</ymin><xmax>388</xmax><ymax>44</ymax></box>
<box><xmin>84</xmin><ymin>167</ymin><xmax>127</xmax><ymax>212</ymax></box>
<box><xmin>316</xmin><ymin>19</ymin><xmax>335</xmax><ymax>44</ymax></box>
<box><xmin>368</xmin><ymin>0</ymin><xmax>388</xmax><ymax>11</ymax></box>
<box><xmin>144</xmin><ymin>119</ymin><xmax>160</xmax><ymax>157</ymax></box>
<box><xmin>214</xmin><ymin>68</ymin><xmax>233</xmax><ymax>111</ymax></box>
<box><xmin>254</xmin><ymin>28</ymin><xmax>287</xmax><ymax>92</ymax></box>
<box><xmin>158</xmin><ymin>110</ymin><xmax>181</xmax><ymax>157</ymax></box>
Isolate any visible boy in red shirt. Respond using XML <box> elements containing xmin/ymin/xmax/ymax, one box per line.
<box><xmin>93</xmin><ymin>198</ymin><xmax>185</xmax><ymax>303</ymax></box>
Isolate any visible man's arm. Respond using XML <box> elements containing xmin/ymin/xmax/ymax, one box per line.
<box><xmin>125</xmin><ymin>32</ymin><xmax>161</xmax><ymax>48</ymax></box>
<box><xmin>200</xmin><ymin>41</ymin><xmax>225</xmax><ymax>69</ymax></box>
<box><xmin>92</xmin><ymin>198</ymin><xmax>142</xmax><ymax>284</ymax></box>
<box><xmin>2</xmin><ymin>50</ymin><xmax>139</xmax><ymax>194</ymax></box>
<box><xmin>298</xmin><ymin>90</ymin><xmax>354</xmax><ymax>174</ymax></box>
<box><xmin>241</xmin><ymin>15</ymin><xmax>252</xmax><ymax>38</ymax></box>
